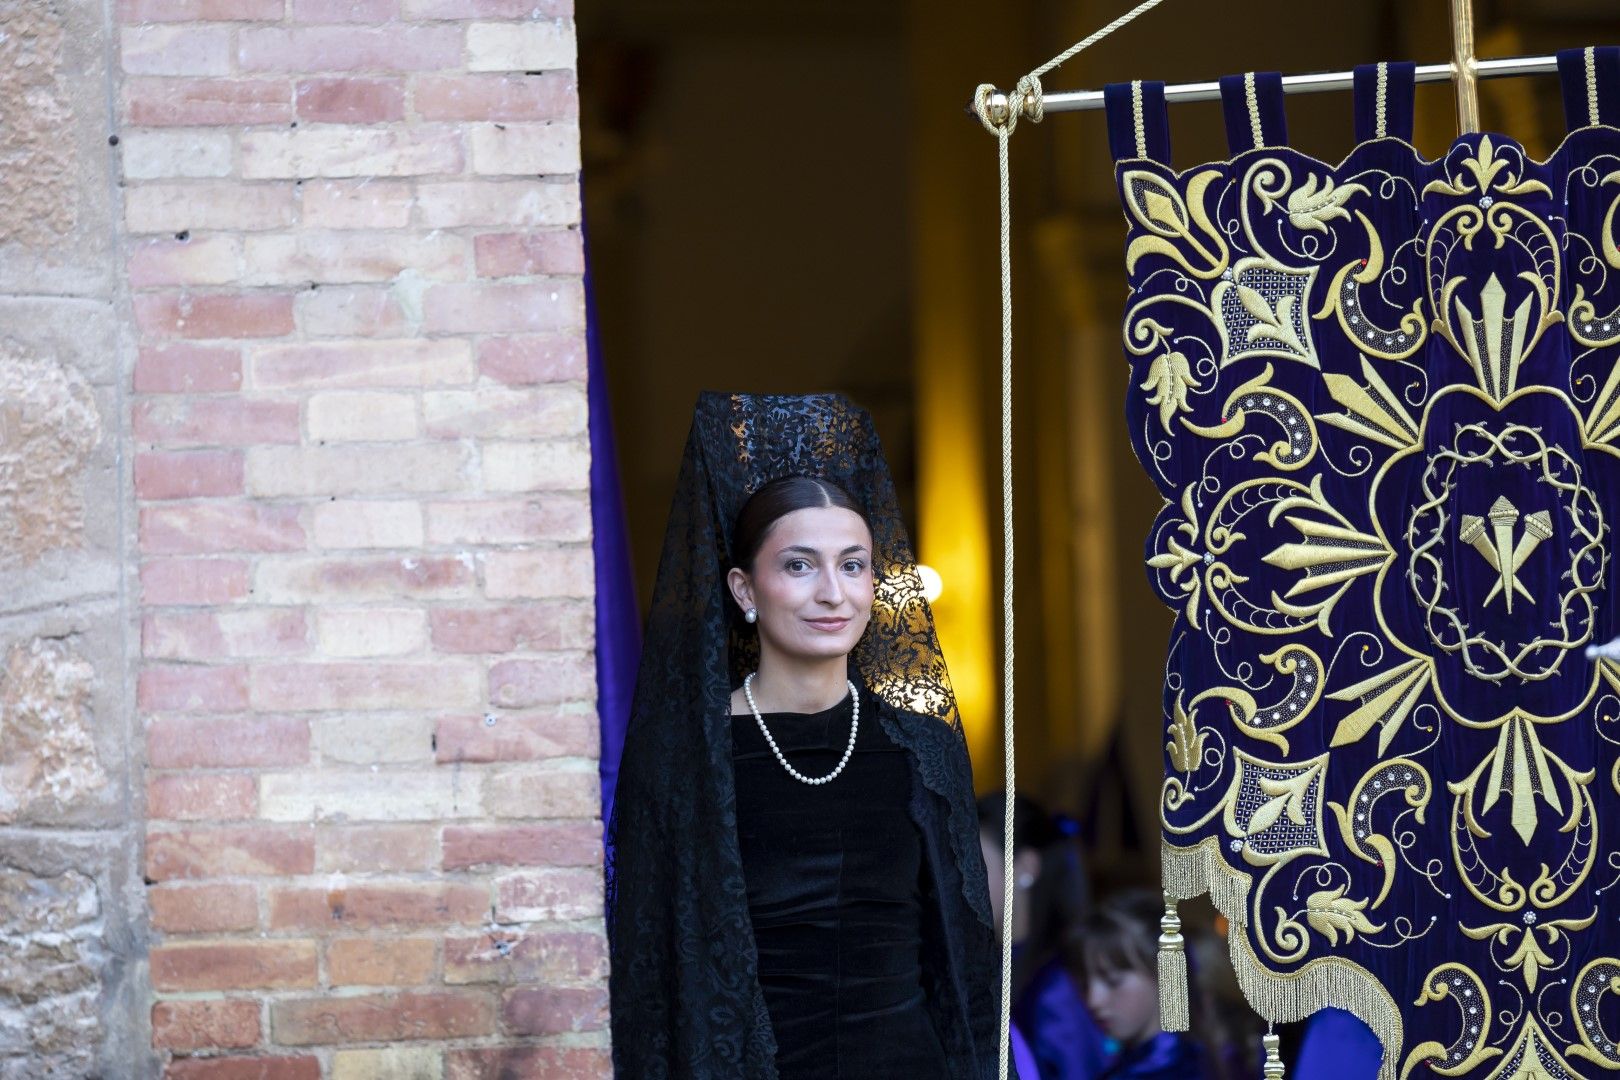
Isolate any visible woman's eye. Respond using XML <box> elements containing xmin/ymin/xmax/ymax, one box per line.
<box><xmin>842</xmin><ymin>560</ymin><xmax>866</xmax><ymax>574</ymax></box>
<box><xmin>785</xmin><ymin>559</ymin><xmax>810</xmax><ymax>573</ymax></box>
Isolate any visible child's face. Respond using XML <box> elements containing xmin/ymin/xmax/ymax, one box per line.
<box><xmin>1084</xmin><ymin>962</ymin><xmax>1161</xmax><ymax>1047</ymax></box>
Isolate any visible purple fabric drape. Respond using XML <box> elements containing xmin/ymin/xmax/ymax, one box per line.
<box><xmin>585</xmin><ymin>219</ymin><xmax>640</xmax><ymax>831</ymax></box>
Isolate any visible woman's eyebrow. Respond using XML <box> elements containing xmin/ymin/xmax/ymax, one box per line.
<box><xmin>775</xmin><ymin>544</ymin><xmax>870</xmax><ymax>557</ymax></box>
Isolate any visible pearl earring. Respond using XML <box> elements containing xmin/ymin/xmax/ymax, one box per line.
<box><xmin>745</xmin><ymin>608</ymin><xmax>758</xmax><ymax>624</ymax></box>
<box><xmin>1017</xmin><ymin>872</ymin><xmax>1036</xmax><ymax>889</ymax></box>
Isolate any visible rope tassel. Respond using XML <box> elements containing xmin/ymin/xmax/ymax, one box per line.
<box><xmin>1263</xmin><ymin>1032</ymin><xmax>1286</xmax><ymax>1078</ymax></box>
<box><xmin>1157</xmin><ymin>891</ymin><xmax>1190</xmax><ymax>1031</ymax></box>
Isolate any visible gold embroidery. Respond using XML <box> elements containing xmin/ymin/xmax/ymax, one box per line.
<box><xmin>1400</xmin><ymin>964</ymin><xmax>1500</xmax><ymax>1078</ymax></box>
<box><xmin>1123</xmin><ymin>168</ymin><xmax>1229</xmax><ymax>279</ymax></box>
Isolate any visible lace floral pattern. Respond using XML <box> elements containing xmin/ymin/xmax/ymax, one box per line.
<box><xmin>607</xmin><ymin>393</ymin><xmax>1000</xmax><ymax>1078</ymax></box>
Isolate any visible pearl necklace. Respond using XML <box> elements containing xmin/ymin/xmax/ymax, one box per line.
<box><xmin>742</xmin><ymin>672</ymin><xmax>859</xmax><ymax>786</ymax></box>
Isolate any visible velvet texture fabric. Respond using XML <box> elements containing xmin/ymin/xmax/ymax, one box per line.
<box><xmin>1297</xmin><ymin>1008</ymin><xmax>1384</xmax><ymax>1080</ymax></box>
<box><xmin>1011</xmin><ymin>953</ymin><xmax>1109</xmax><ymax>1080</ymax></box>
<box><xmin>1107</xmin><ymin>51</ymin><xmax>1620</xmax><ymax>1079</ymax></box>
<box><xmin>607</xmin><ymin>393</ymin><xmax>1005</xmax><ymax>1079</ymax></box>
<box><xmin>732</xmin><ymin>688</ymin><xmax>950</xmax><ymax>1078</ymax></box>
<box><xmin>1097</xmin><ymin>1032</ymin><xmax>1208</xmax><ymax>1080</ymax></box>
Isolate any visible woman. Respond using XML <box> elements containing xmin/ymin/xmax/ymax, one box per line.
<box><xmin>608</xmin><ymin>392</ymin><xmax>1005</xmax><ymax>1079</ymax></box>
<box><xmin>978</xmin><ymin>792</ymin><xmax>1108</xmax><ymax>1080</ymax></box>
<box><xmin>1071</xmin><ymin>891</ymin><xmax>1215</xmax><ymax>1080</ymax></box>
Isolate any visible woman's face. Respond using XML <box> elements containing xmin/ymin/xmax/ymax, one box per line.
<box><xmin>730</xmin><ymin>506</ymin><xmax>874</xmax><ymax>664</ymax></box>
<box><xmin>1085</xmin><ymin>961</ymin><xmax>1161</xmax><ymax>1048</ymax></box>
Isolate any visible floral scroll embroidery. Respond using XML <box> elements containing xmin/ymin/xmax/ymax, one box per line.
<box><xmin>1124</xmin><ymin>131</ymin><xmax>1620</xmax><ymax>1080</ymax></box>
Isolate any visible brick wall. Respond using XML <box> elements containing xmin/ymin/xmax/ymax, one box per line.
<box><xmin>116</xmin><ymin>1</ymin><xmax>604</xmax><ymax>1076</ymax></box>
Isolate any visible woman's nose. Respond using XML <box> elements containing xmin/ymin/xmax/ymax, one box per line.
<box><xmin>813</xmin><ymin>566</ymin><xmax>843</xmax><ymax>603</ymax></box>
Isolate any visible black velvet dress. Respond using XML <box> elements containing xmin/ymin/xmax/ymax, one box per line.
<box><xmin>731</xmin><ymin>688</ymin><xmax>952</xmax><ymax>1079</ymax></box>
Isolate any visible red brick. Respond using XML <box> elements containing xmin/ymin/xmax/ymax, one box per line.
<box><xmin>145</xmin><ymin>825</ymin><xmax>315</xmax><ymax>880</ymax></box>
<box><xmin>238</xmin><ymin>26</ymin><xmax>461</xmax><ymax>73</ymax></box>
<box><xmin>500</xmin><ymin>986</ymin><xmax>606</xmax><ymax>1036</ymax></box>
<box><xmin>135</xmin><ymin>450</ymin><xmax>244</xmax><ymax>500</ymax></box>
<box><xmin>250</xmin><ymin>661</ymin><xmax>480</xmax><ymax>711</ymax></box>
<box><xmin>122</xmin><ymin>25</ymin><xmax>233</xmax><ymax>76</ymax></box>
<box><xmin>477</xmin><ymin>334</ymin><xmax>584</xmax><ymax>384</ymax></box>
<box><xmin>253</xmin><ymin>555</ymin><xmax>475</xmax><ymax>603</ymax></box>
<box><xmin>404</xmin><ymin>0</ymin><xmax>569</xmax><ymax>13</ymax></box>
<box><xmin>140</xmin><ymin>558</ymin><xmax>252</xmax><ymax>604</ymax></box>
<box><xmin>327</xmin><ymin>936</ymin><xmax>436</xmax><ymax>986</ymax></box>
<box><xmin>135</xmin><ymin>398</ymin><xmax>301</xmax><ymax>448</ymax></box>
<box><xmin>135</xmin><ymin>343</ymin><xmax>242</xmax><ymax>393</ymax></box>
<box><xmin>423</xmin><ymin>281</ymin><xmax>584</xmax><ymax>334</ymax></box>
<box><xmin>136</xmin><ymin>293</ymin><xmax>295</xmax><ymax>340</ymax></box>
<box><xmin>316</xmin><ymin>824</ymin><xmax>436</xmax><ymax>872</ymax></box>
<box><xmin>164</xmin><ymin>1058</ymin><xmax>320</xmax><ymax>1080</ymax></box>
<box><xmin>129</xmin><ymin>236</ymin><xmax>242</xmax><ymax>288</ymax></box>
<box><xmin>145</xmin><ymin>609</ymin><xmax>308</xmax><ymax>660</ymax></box>
<box><xmin>493</xmin><ymin>867</ymin><xmax>600</xmax><ymax>922</ymax></box>
<box><xmin>473</xmin><ymin>230</ymin><xmax>583</xmax><ymax>277</ymax></box>
<box><xmin>152</xmin><ymin>940</ymin><xmax>318</xmax><ymax>991</ymax></box>
<box><xmin>446</xmin><ymin>1047</ymin><xmax>609</xmax><ymax>1080</ymax></box>
<box><xmin>482</xmin><ymin>769</ymin><xmax>596</xmax><ymax>819</ymax></box>
<box><xmin>125</xmin><ymin>78</ymin><xmax>292</xmax><ymax>127</ymax></box>
<box><xmin>295</xmin><ymin>77</ymin><xmax>403</xmax><ymax>122</ymax></box>
<box><xmin>290</xmin><ymin>0</ymin><xmax>397</xmax><ymax>19</ymax></box>
<box><xmin>445</xmin><ymin>930</ymin><xmax>604</xmax><ymax>986</ymax></box>
<box><xmin>483</xmin><ymin>547</ymin><xmax>593</xmax><ymax>599</ymax></box>
<box><xmin>425</xmin><ymin>497</ymin><xmax>589</xmax><ymax>545</ymax></box>
<box><xmin>148</xmin><ymin>883</ymin><xmax>260</xmax><ymax>933</ymax></box>
<box><xmin>243</xmin><ymin>127</ymin><xmax>462</xmax><ymax>179</ymax></box>
<box><xmin>429</xmin><ymin>603</ymin><xmax>589</xmax><ymax>653</ymax></box>
<box><xmin>442</xmin><ymin>823</ymin><xmax>599</xmax><ymax>870</ymax></box>
<box><xmin>300</xmin><ymin>182</ymin><xmax>413</xmax><ymax>231</ymax></box>
<box><xmin>148</xmin><ymin>715</ymin><xmax>310</xmax><ymax>769</ymax></box>
<box><xmin>422</xmin><ymin>386</ymin><xmax>584</xmax><ymax>439</ymax></box>
<box><xmin>243</xmin><ymin>232</ymin><xmax>466</xmax><ymax>286</ymax></box>
<box><xmin>271</xmin><ymin>991</ymin><xmax>494</xmax><ymax>1045</ymax></box>
<box><xmin>152</xmin><ymin>999</ymin><xmax>261</xmax><ymax>1051</ymax></box>
<box><xmin>127</xmin><ymin>184</ymin><xmax>296</xmax><ymax>234</ymax></box>
<box><xmin>296</xmin><ymin>285</ymin><xmax>409</xmax><ymax>335</ymax></box>
<box><xmin>490</xmin><ymin>654</ymin><xmax>592</xmax><ymax>709</ymax></box>
<box><xmin>414</xmin><ymin>73</ymin><xmax>575</xmax><ymax>122</ymax></box>
<box><xmin>416</xmin><ymin>180</ymin><xmax>579</xmax><ymax>229</ymax></box>
<box><xmin>250</xmin><ymin>340</ymin><xmax>473</xmax><ymax>389</ymax></box>
<box><xmin>148</xmin><ymin>773</ymin><xmax>257</xmax><ymax>820</ymax></box>
<box><xmin>139</xmin><ymin>664</ymin><xmax>250</xmax><ymax>712</ymax></box>
<box><xmin>120</xmin><ymin>0</ymin><xmax>286</xmax><ymax>19</ymax></box>
<box><xmin>142</xmin><ymin>503</ymin><xmax>306</xmax><ymax>555</ymax></box>
<box><xmin>434</xmin><ymin>713</ymin><xmax>596</xmax><ymax>764</ymax></box>
<box><xmin>269</xmin><ymin>883</ymin><xmax>487</xmax><ymax>930</ymax></box>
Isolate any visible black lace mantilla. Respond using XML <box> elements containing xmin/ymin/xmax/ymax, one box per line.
<box><xmin>606</xmin><ymin>392</ymin><xmax>1004</xmax><ymax>1078</ymax></box>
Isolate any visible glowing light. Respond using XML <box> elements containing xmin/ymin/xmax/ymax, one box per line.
<box><xmin>916</xmin><ymin>564</ymin><xmax>944</xmax><ymax>603</ymax></box>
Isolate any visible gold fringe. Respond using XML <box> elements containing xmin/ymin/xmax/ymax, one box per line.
<box><xmin>1157</xmin><ymin>891</ymin><xmax>1190</xmax><ymax>1031</ymax></box>
<box><xmin>1263</xmin><ymin>1032</ymin><xmax>1285</xmax><ymax>1079</ymax></box>
<box><xmin>1163</xmin><ymin>837</ymin><xmax>1402</xmax><ymax>1080</ymax></box>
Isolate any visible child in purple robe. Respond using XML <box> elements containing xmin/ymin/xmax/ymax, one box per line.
<box><xmin>979</xmin><ymin>794</ymin><xmax>1109</xmax><ymax>1080</ymax></box>
<box><xmin>1071</xmin><ymin>891</ymin><xmax>1216</xmax><ymax>1080</ymax></box>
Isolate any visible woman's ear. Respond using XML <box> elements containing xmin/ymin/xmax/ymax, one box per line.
<box><xmin>726</xmin><ymin>566</ymin><xmax>754</xmax><ymax>617</ymax></box>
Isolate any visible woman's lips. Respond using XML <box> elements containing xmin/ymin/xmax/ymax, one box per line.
<box><xmin>805</xmin><ymin>617</ymin><xmax>850</xmax><ymax>632</ymax></box>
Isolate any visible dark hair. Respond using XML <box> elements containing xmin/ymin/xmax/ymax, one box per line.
<box><xmin>977</xmin><ymin>791</ymin><xmax>1091</xmax><ymax>998</ymax></box>
<box><xmin>730</xmin><ymin>475</ymin><xmax>871</xmax><ymax>571</ymax></box>
<box><xmin>1070</xmin><ymin>888</ymin><xmax>1160</xmax><ymax>980</ymax></box>
<box><xmin>1069</xmin><ymin>890</ymin><xmax>1233</xmax><ymax>1078</ymax></box>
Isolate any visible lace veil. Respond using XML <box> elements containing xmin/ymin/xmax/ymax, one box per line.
<box><xmin>606</xmin><ymin>391</ymin><xmax>998</xmax><ymax>1078</ymax></box>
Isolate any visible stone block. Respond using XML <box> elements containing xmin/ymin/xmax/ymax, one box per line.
<box><xmin>0</xmin><ymin>606</ymin><xmax>126</xmax><ymax>829</ymax></box>
<box><xmin>0</xmin><ymin>0</ymin><xmax>117</xmax><ymax>298</ymax></box>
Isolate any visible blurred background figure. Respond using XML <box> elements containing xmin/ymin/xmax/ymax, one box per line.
<box><xmin>979</xmin><ymin>792</ymin><xmax>1108</xmax><ymax>1080</ymax></box>
<box><xmin>1070</xmin><ymin>890</ymin><xmax>1219</xmax><ymax>1080</ymax></box>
